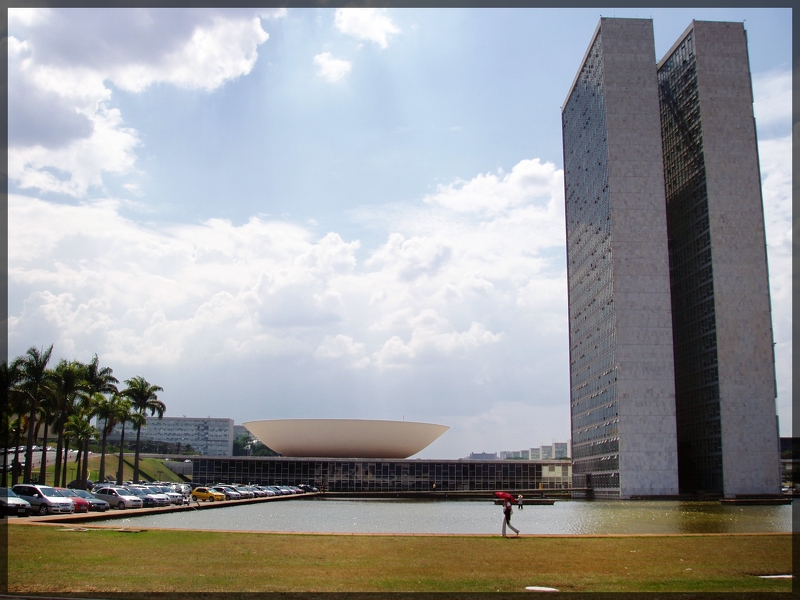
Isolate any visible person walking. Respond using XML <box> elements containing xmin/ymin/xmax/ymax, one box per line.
<box><xmin>502</xmin><ymin>498</ymin><xmax>520</xmax><ymax>537</ymax></box>
<box><xmin>517</xmin><ymin>494</ymin><xmax>524</xmax><ymax>510</ymax></box>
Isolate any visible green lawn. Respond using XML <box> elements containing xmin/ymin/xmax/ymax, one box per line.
<box><xmin>6</xmin><ymin>524</ymin><xmax>792</xmax><ymax>593</ymax></box>
<box><xmin>29</xmin><ymin>453</ymin><xmax>185</xmax><ymax>485</ymax></box>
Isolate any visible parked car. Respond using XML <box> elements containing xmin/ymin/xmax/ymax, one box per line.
<box><xmin>69</xmin><ymin>488</ymin><xmax>110</xmax><ymax>512</ymax></box>
<box><xmin>255</xmin><ymin>486</ymin><xmax>276</xmax><ymax>497</ymax></box>
<box><xmin>91</xmin><ymin>486</ymin><xmax>144</xmax><ymax>509</ymax></box>
<box><xmin>55</xmin><ymin>487</ymin><xmax>90</xmax><ymax>513</ymax></box>
<box><xmin>12</xmin><ymin>484</ymin><xmax>75</xmax><ymax>516</ymax></box>
<box><xmin>232</xmin><ymin>486</ymin><xmax>254</xmax><ymax>499</ymax></box>
<box><xmin>212</xmin><ymin>485</ymin><xmax>241</xmax><ymax>500</ymax></box>
<box><xmin>137</xmin><ymin>485</ymin><xmax>173</xmax><ymax>506</ymax></box>
<box><xmin>0</xmin><ymin>487</ymin><xmax>31</xmax><ymax>517</ymax></box>
<box><xmin>172</xmin><ymin>483</ymin><xmax>192</xmax><ymax>499</ymax></box>
<box><xmin>191</xmin><ymin>487</ymin><xmax>225</xmax><ymax>502</ymax></box>
<box><xmin>120</xmin><ymin>486</ymin><xmax>162</xmax><ymax>508</ymax></box>
<box><xmin>243</xmin><ymin>485</ymin><xmax>266</xmax><ymax>497</ymax></box>
<box><xmin>152</xmin><ymin>485</ymin><xmax>183</xmax><ymax>505</ymax></box>
<box><xmin>127</xmin><ymin>485</ymin><xmax>171</xmax><ymax>507</ymax></box>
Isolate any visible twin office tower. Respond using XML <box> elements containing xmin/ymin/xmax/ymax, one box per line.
<box><xmin>562</xmin><ymin>19</ymin><xmax>780</xmax><ymax>498</ymax></box>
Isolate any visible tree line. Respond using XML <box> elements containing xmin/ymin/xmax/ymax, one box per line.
<box><xmin>2</xmin><ymin>344</ymin><xmax>165</xmax><ymax>489</ymax></box>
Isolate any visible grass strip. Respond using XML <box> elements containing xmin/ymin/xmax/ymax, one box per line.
<box><xmin>6</xmin><ymin>523</ymin><xmax>792</xmax><ymax>593</ymax></box>
<box><xmin>32</xmin><ymin>454</ymin><xmax>183</xmax><ymax>485</ymax></box>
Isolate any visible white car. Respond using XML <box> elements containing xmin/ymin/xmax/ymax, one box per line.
<box><xmin>12</xmin><ymin>484</ymin><xmax>74</xmax><ymax>516</ymax></box>
<box><xmin>92</xmin><ymin>486</ymin><xmax>144</xmax><ymax>509</ymax></box>
<box><xmin>153</xmin><ymin>484</ymin><xmax>183</xmax><ymax>504</ymax></box>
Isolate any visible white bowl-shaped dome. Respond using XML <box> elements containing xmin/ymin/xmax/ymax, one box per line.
<box><xmin>242</xmin><ymin>419</ymin><xmax>449</xmax><ymax>459</ymax></box>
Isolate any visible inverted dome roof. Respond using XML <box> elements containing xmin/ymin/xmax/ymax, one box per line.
<box><xmin>242</xmin><ymin>419</ymin><xmax>449</xmax><ymax>459</ymax></box>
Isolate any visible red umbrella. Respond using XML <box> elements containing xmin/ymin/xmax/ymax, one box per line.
<box><xmin>494</xmin><ymin>491</ymin><xmax>515</xmax><ymax>502</ymax></box>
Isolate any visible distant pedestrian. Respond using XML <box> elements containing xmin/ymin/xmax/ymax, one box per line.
<box><xmin>502</xmin><ymin>499</ymin><xmax>520</xmax><ymax>537</ymax></box>
<box><xmin>517</xmin><ymin>494</ymin><xmax>524</xmax><ymax>510</ymax></box>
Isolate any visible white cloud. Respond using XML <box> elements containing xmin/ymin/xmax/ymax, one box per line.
<box><xmin>9</xmin><ymin>103</ymin><xmax>140</xmax><ymax>197</ymax></box>
<box><xmin>365</xmin><ymin>233</ymin><xmax>453</xmax><ymax>281</ymax></box>
<box><xmin>8</xmin><ymin>9</ymin><xmax>282</xmax><ymax>197</ymax></box>
<box><xmin>753</xmin><ymin>68</ymin><xmax>792</xmax><ymax>134</ymax></box>
<box><xmin>108</xmin><ymin>16</ymin><xmax>269</xmax><ymax>93</ymax></box>
<box><xmin>315</xmin><ymin>334</ymin><xmax>370</xmax><ymax>369</ymax></box>
<box><xmin>424</xmin><ymin>158</ymin><xmax>562</xmax><ymax>215</ymax></box>
<box><xmin>9</xmin><ymin>143</ymin><xmax>791</xmax><ymax>446</ymax></box>
<box><xmin>757</xmin><ymin>134</ymin><xmax>793</xmax><ymax>432</ymax></box>
<box><xmin>334</xmin><ymin>8</ymin><xmax>400</xmax><ymax>49</ymax></box>
<box><xmin>313</xmin><ymin>52</ymin><xmax>352</xmax><ymax>83</ymax></box>
<box><xmin>373</xmin><ymin>314</ymin><xmax>503</xmax><ymax>370</ymax></box>
<box><xmin>8</xmin><ymin>157</ymin><xmax>566</xmax><ymax>381</ymax></box>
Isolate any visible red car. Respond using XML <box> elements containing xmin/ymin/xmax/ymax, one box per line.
<box><xmin>56</xmin><ymin>487</ymin><xmax>90</xmax><ymax>513</ymax></box>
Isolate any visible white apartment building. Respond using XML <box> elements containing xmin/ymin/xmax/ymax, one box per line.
<box><xmin>103</xmin><ymin>416</ymin><xmax>235</xmax><ymax>456</ymax></box>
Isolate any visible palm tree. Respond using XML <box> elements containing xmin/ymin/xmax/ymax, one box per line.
<box><xmin>36</xmin><ymin>388</ymin><xmax>58</xmax><ymax>485</ymax></box>
<box><xmin>114</xmin><ymin>398</ymin><xmax>133</xmax><ymax>484</ymax></box>
<box><xmin>122</xmin><ymin>376</ymin><xmax>165</xmax><ymax>483</ymax></box>
<box><xmin>18</xmin><ymin>345</ymin><xmax>54</xmax><ymax>483</ymax></box>
<box><xmin>1</xmin><ymin>359</ymin><xmax>24</xmax><ymax>487</ymax></box>
<box><xmin>47</xmin><ymin>360</ymin><xmax>90</xmax><ymax>487</ymax></box>
<box><xmin>64</xmin><ymin>412</ymin><xmax>97</xmax><ymax>488</ymax></box>
<box><xmin>80</xmin><ymin>355</ymin><xmax>118</xmax><ymax>486</ymax></box>
<box><xmin>95</xmin><ymin>394</ymin><xmax>128</xmax><ymax>484</ymax></box>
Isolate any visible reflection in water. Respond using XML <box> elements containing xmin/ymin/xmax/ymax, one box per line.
<box><xmin>104</xmin><ymin>498</ymin><xmax>792</xmax><ymax>535</ymax></box>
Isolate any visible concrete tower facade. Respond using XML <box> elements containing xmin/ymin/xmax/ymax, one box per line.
<box><xmin>562</xmin><ymin>18</ymin><xmax>780</xmax><ymax>498</ymax></box>
<box><xmin>562</xmin><ymin>18</ymin><xmax>680</xmax><ymax>499</ymax></box>
<box><xmin>658</xmin><ymin>21</ymin><xmax>780</xmax><ymax>496</ymax></box>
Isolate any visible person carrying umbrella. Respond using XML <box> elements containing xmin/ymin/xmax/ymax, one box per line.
<box><xmin>494</xmin><ymin>491</ymin><xmax>520</xmax><ymax>537</ymax></box>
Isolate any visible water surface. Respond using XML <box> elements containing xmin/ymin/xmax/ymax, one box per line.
<box><xmin>105</xmin><ymin>497</ymin><xmax>793</xmax><ymax>535</ymax></box>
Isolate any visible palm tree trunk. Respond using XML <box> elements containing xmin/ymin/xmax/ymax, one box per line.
<box><xmin>2</xmin><ymin>412</ymin><xmax>9</xmax><ymax>488</ymax></box>
<box><xmin>12</xmin><ymin>416</ymin><xmax>23</xmax><ymax>486</ymax></box>
<box><xmin>53</xmin><ymin>425</ymin><xmax>65</xmax><ymax>488</ymax></box>
<box><xmin>39</xmin><ymin>412</ymin><xmax>50</xmax><ymax>485</ymax></box>
<box><xmin>30</xmin><ymin>417</ymin><xmax>44</xmax><ymax>483</ymax></box>
<box><xmin>24</xmin><ymin>405</ymin><xmax>37</xmax><ymax>483</ymax></box>
<box><xmin>98</xmin><ymin>426</ymin><xmax>108</xmax><ymax>484</ymax></box>
<box><xmin>117</xmin><ymin>423</ymin><xmax>126</xmax><ymax>484</ymax></box>
<box><xmin>61</xmin><ymin>436</ymin><xmax>70</xmax><ymax>485</ymax></box>
<box><xmin>133</xmin><ymin>423</ymin><xmax>142</xmax><ymax>483</ymax></box>
<box><xmin>75</xmin><ymin>443</ymin><xmax>82</xmax><ymax>485</ymax></box>
<box><xmin>81</xmin><ymin>437</ymin><xmax>90</xmax><ymax>485</ymax></box>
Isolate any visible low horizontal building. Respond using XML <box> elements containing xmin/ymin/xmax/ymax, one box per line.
<box><xmin>492</xmin><ymin>441</ymin><xmax>572</xmax><ymax>462</ymax></box>
<box><xmin>467</xmin><ymin>452</ymin><xmax>498</xmax><ymax>460</ymax></box>
<box><xmin>193</xmin><ymin>456</ymin><xmax>572</xmax><ymax>492</ymax></box>
<box><xmin>103</xmin><ymin>416</ymin><xmax>234</xmax><ymax>456</ymax></box>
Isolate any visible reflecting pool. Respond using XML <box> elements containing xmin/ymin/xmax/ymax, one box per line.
<box><xmin>103</xmin><ymin>497</ymin><xmax>794</xmax><ymax>535</ymax></box>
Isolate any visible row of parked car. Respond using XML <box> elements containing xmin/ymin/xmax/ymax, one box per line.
<box><xmin>190</xmin><ymin>484</ymin><xmax>317</xmax><ymax>502</ymax></box>
<box><xmin>1</xmin><ymin>481</ymin><xmax>318</xmax><ymax>516</ymax></box>
<box><xmin>1</xmin><ymin>481</ymin><xmax>192</xmax><ymax>516</ymax></box>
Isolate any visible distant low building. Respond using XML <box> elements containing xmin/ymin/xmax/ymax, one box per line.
<box><xmin>103</xmin><ymin>416</ymin><xmax>235</xmax><ymax>456</ymax></box>
<box><xmin>467</xmin><ymin>452</ymin><xmax>498</xmax><ymax>460</ymax></box>
<box><xmin>500</xmin><ymin>450</ymin><xmax>530</xmax><ymax>460</ymax></box>
<box><xmin>554</xmin><ymin>442</ymin><xmax>570</xmax><ymax>459</ymax></box>
<box><xmin>492</xmin><ymin>442</ymin><xmax>571</xmax><ymax>461</ymax></box>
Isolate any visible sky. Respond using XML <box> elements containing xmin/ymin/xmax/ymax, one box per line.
<box><xmin>7</xmin><ymin>7</ymin><xmax>793</xmax><ymax>459</ymax></box>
